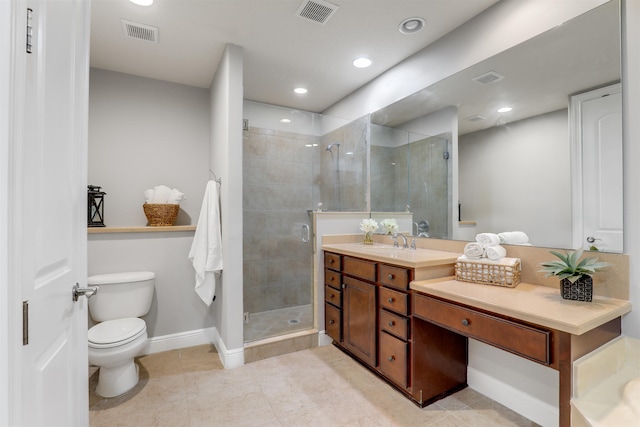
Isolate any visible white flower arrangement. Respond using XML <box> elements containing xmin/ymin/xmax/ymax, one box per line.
<box><xmin>380</xmin><ymin>218</ymin><xmax>399</xmax><ymax>235</ymax></box>
<box><xmin>359</xmin><ymin>218</ymin><xmax>379</xmax><ymax>234</ymax></box>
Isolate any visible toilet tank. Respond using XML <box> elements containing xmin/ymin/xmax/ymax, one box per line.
<box><xmin>88</xmin><ymin>271</ymin><xmax>155</xmax><ymax>322</ymax></box>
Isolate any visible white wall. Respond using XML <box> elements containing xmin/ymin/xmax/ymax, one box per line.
<box><xmin>209</xmin><ymin>44</ymin><xmax>245</xmax><ymax>367</ymax></box>
<box><xmin>459</xmin><ymin>110</ymin><xmax>571</xmax><ymax>248</ymax></box>
<box><xmin>88</xmin><ymin>68</ymin><xmax>210</xmax><ymax>226</ymax></box>
<box><xmin>87</xmin><ymin>69</ymin><xmax>214</xmax><ymax>341</ymax></box>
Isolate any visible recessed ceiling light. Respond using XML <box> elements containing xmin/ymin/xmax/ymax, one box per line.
<box><xmin>497</xmin><ymin>107</ymin><xmax>513</xmax><ymax>113</ymax></box>
<box><xmin>353</xmin><ymin>57</ymin><xmax>372</xmax><ymax>68</ymax></box>
<box><xmin>294</xmin><ymin>87</ymin><xmax>308</xmax><ymax>94</ymax></box>
<box><xmin>280</xmin><ymin>118</ymin><xmax>292</xmax><ymax>123</ymax></box>
<box><xmin>399</xmin><ymin>17</ymin><xmax>426</xmax><ymax>34</ymax></box>
<box><xmin>129</xmin><ymin>0</ymin><xmax>154</xmax><ymax>6</ymax></box>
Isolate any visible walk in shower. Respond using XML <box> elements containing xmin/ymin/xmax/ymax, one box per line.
<box><xmin>242</xmin><ymin>102</ymin><xmax>366</xmax><ymax>343</ymax></box>
<box><xmin>370</xmin><ymin>123</ymin><xmax>452</xmax><ymax>239</ymax></box>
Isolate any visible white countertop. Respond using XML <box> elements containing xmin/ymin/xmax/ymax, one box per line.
<box><xmin>411</xmin><ymin>278</ymin><xmax>632</xmax><ymax>335</ymax></box>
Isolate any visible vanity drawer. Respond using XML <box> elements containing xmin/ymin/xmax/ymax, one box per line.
<box><xmin>325</xmin><ymin>303</ymin><xmax>342</xmax><ymax>342</ymax></box>
<box><xmin>325</xmin><ymin>269</ymin><xmax>341</xmax><ymax>290</ymax></box>
<box><xmin>379</xmin><ymin>264</ymin><xmax>410</xmax><ymax>291</ymax></box>
<box><xmin>414</xmin><ymin>294</ymin><xmax>550</xmax><ymax>365</ymax></box>
<box><xmin>379</xmin><ymin>331</ymin><xmax>408</xmax><ymax>388</ymax></box>
<box><xmin>325</xmin><ymin>284</ymin><xmax>342</xmax><ymax>308</ymax></box>
<box><xmin>380</xmin><ymin>287</ymin><xmax>409</xmax><ymax>315</ymax></box>
<box><xmin>380</xmin><ymin>309</ymin><xmax>408</xmax><ymax>340</ymax></box>
<box><xmin>325</xmin><ymin>252</ymin><xmax>342</xmax><ymax>271</ymax></box>
<box><xmin>343</xmin><ymin>256</ymin><xmax>377</xmax><ymax>282</ymax></box>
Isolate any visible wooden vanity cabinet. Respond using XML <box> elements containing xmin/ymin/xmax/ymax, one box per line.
<box><xmin>324</xmin><ymin>251</ymin><xmax>464</xmax><ymax>407</ymax></box>
<box><xmin>324</xmin><ymin>253</ymin><xmax>342</xmax><ymax>343</ymax></box>
<box><xmin>378</xmin><ymin>264</ymin><xmax>412</xmax><ymax>389</ymax></box>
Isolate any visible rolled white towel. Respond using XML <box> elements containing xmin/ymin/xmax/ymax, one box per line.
<box><xmin>144</xmin><ymin>189</ymin><xmax>154</xmax><ymax>203</ymax></box>
<box><xmin>498</xmin><ymin>231</ymin><xmax>530</xmax><ymax>245</ymax></box>
<box><xmin>485</xmin><ymin>245</ymin><xmax>507</xmax><ymax>260</ymax></box>
<box><xmin>168</xmin><ymin>188</ymin><xmax>185</xmax><ymax>204</ymax></box>
<box><xmin>464</xmin><ymin>242</ymin><xmax>485</xmax><ymax>259</ymax></box>
<box><xmin>476</xmin><ymin>233</ymin><xmax>501</xmax><ymax>247</ymax></box>
<box><xmin>151</xmin><ymin>185</ymin><xmax>172</xmax><ymax>203</ymax></box>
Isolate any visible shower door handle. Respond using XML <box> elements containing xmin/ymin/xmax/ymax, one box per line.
<box><xmin>302</xmin><ymin>224</ymin><xmax>310</xmax><ymax>243</ymax></box>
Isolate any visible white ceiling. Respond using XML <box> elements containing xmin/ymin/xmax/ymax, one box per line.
<box><xmin>90</xmin><ymin>0</ymin><xmax>499</xmax><ymax>113</ymax></box>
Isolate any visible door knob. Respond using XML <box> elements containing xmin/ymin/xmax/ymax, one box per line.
<box><xmin>586</xmin><ymin>236</ymin><xmax>601</xmax><ymax>243</ymax></box>
<box><xmin>72</xmin><ymin>283</ymin><xmax>98</xmax><ymax>301</ymax></box>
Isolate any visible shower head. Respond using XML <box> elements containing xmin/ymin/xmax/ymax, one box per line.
<box><xmin>326</xmin><ymin>142</ymin><xmax>340</xmax><ymax>152</ymax></box>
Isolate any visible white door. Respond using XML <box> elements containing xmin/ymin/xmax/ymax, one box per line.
<box><xmin>571</xmin><ymin>84</ymin><xmax>623</xmax><ymax>253</ymax></box>
<box><xmin>7</xmin><ymin>0</ymin><xmax>91</xmax><ymax>425</ymax></box>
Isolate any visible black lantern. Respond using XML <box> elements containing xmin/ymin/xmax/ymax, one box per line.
<box><xmin>88</xmin><ymin>185</ymin><xmax>106</xmax><ymax>227</ymax></box>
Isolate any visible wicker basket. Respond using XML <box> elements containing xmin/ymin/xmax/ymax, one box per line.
<box><xmin>143</xmin><ymin>203</ymin><xmax>179</xmax><ymax>226</ymax></box>
<box><xmin>455</xmin><ymin>257</ymin><xmax>521</xmax><ymax>288</ymax></box>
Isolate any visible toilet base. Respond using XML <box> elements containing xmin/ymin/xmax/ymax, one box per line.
<box><xmin>95</xmin><ymin>360</ymin><xmax>140</xmax><ymax>398</ymax></box>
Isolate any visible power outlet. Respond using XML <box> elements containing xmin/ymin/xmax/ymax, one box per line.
<box><xmin>243</xmin><ymin>312</ymin><xmax>250</xmax><ymax>323</ymax></box>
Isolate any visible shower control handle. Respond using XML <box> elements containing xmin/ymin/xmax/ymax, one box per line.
<box><xmin>301</xmin><ymin>224</ymin><xmax>310</xmax><ymax>243</ymax></box>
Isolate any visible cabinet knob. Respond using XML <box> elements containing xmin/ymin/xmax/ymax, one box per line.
<box><xmin>329</xmin><ymin>320</ymin><xmax>335</xmax><ymax>325</ymax></box>
<box><xmin>388</xmin><ymin>321</ymin><xmax>395</xmax><ymax>327</ymax></box>
<box><xmin>329</xmin><ymin>259</ymin><xmax>334</xmax><ymax>264</ymax></box>
<box><xmin>341</xmin><ymin>283</ymin><xmax>346</xmax><ymax>289</ymax></box>
<box><xmin>388</xmin><ymin>297</ymin><xmax>395</xmax><ymax>303</ymax></box>
<box><xmin>330</xmin><ymin>277</ymin><xmax>334</xmax><ymax>281</ymax></box>
<box><xmin>388</xmin><ymin>355</ymin><xmax>395</xmax><ymax>362</ymax></box>
<box><xmin>461</xmin><ymin>319</ymin><xmax>470</xmax><ymax>326</ymax></box>
<box><xmin>388</xmin><ymin>274</ymin><xmax>395</xmax><ymax>280</ymax></box>
<box><xmin>329</xmin><ymin>293</ymin><xmax>334</xmax><ymax>298</ymax></box>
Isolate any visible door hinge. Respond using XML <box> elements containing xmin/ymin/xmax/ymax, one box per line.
<box><xmin>26</xmin><ymin>8</ymin><xmax>34</xmax><ymax>54</ymax></box>
<box><xmin>22</xmin><ymin>301</ymin><xmax>29</xmax><ymax>345</ymax></box>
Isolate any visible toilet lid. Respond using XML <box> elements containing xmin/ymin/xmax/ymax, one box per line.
<box><xmin>88</xmin><ymin>318</ymin><xmax>146</xmax><ymax>349</ymax></box>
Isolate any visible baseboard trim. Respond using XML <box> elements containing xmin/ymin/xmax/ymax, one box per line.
<box><xmin>143</xmin><ymin>327</ymin><xmax>245</xmax><ymax>369</ymax></box>
<box><xmin>468</xmin><ymin>366</ymin><xmax>559</xmax><ymax>427</ymax></box>
<box><xmin>143</xmin><ymin>327</ymin><xmax>217</xmax><ymax>355</ymax></box>
<box><xmin>318</xmin><ymin>331</ymin><xmax>333</xmax><ymax>347</ymax></box>
<box><xmin>210</xmin><ymin>327</ymin><xmax>244</xmax><ymax>369</ymax></box>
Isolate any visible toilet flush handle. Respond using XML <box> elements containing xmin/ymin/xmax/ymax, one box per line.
<box><xmin>72</xmin><ymin>283</ymin><xmax>99</xmax><ymax>301</ymax></box>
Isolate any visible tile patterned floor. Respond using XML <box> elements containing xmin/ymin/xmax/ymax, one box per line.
<box><xmin>244</xmin><ymin>304</ymin><xmax>313</xmax><ymax>343</ymax></box>
<box><xmin>89</xmin><ymin>344</ymin><xmax>540</xmax><ymax>427</ymax></box>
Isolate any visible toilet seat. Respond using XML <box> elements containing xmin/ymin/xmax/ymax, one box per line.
<box><xmin>89</xmin><ymin>318</ymin><xmax>146</xmax><ymax>349</ymax></box>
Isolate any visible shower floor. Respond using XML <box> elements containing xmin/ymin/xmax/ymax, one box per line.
<box><xmin>244</xmin><ymin>304</ymin><xmax>313</xmax><ymax>343</ymax></box>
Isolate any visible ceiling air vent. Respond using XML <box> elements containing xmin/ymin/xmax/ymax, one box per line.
<box><xmin>296</xmin><ymin>0</ymin><xmax>339</xmax><ymax>25</ymax></box>
<box><xmin>472</xmin><ymin>71</ymin><xmax>504</xmax><ymax>85</ymax></box>
<box><xmin>121</xmin><ymin>19</ymin><xmax>158</xmax><ymax>43</ymax></box>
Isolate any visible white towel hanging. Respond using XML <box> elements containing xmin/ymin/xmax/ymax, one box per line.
<box><xmin>188</xmin><ymin>180</ymin><xmax>223</xmax><ymax>306</ymax></box>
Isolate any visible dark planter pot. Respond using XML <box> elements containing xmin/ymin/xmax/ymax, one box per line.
<box><xmin>560</xmin><ymin>275</ymin><xmax>593</xmax><ymax>302</ymax></box>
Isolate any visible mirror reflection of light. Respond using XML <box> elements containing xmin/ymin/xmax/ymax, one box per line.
<box><xmin>345</xmin><ymin>151</ymin><xmax>354</xmax><ymax>155</ymax></box>
<box><xmin>497</xmin><ymin>107</ymin><xmax>512</xmax><ymax>113</ymax></box>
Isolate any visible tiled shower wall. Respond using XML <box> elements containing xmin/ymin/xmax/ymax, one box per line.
<box><xmin>316</xmin><ymin>119</ymin><xmax>368</xmax><ymax>212</ymax></box>
<box><xmin>371</xmin><ymin>133</ymin><xmax>451</xmax><ymax>239</ymax></box>
<box><xmin>243</xmin><ymin>126</ymin><xmax>316</xmax><ymax>314</ymax></box>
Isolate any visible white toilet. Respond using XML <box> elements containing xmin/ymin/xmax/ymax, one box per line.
<box><xmin>87</xmin><ymin>271</ymin><xmax>155</xmax><ymax>398</ymax></box>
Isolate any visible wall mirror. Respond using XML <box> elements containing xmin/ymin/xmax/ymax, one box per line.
<box><xmin>369</xmin><ymin>0</ymin><xmax>621</xmax><ymax>251</ymax></box>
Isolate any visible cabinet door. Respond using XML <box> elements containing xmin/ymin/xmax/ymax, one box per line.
<box><xmin>343</xmin><ymin>276</ymin><xmax>377</xmax><ymax>367</ymax></box>
<box><xmin>325</xmin><ymin>303</ymin><xmax>342</xmax><ymax>342</ymax></box>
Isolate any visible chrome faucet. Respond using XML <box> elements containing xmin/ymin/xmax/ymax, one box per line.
<box><xmin>392</xmin><ymin>233</ymin><xmax>409</xmax><ymax>249</ymax></box>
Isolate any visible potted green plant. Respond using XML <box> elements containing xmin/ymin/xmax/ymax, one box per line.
<box><xmin>539</xmin><ymin>248</ymin><xmax>611</xmax><ymax>302</ymax></box>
